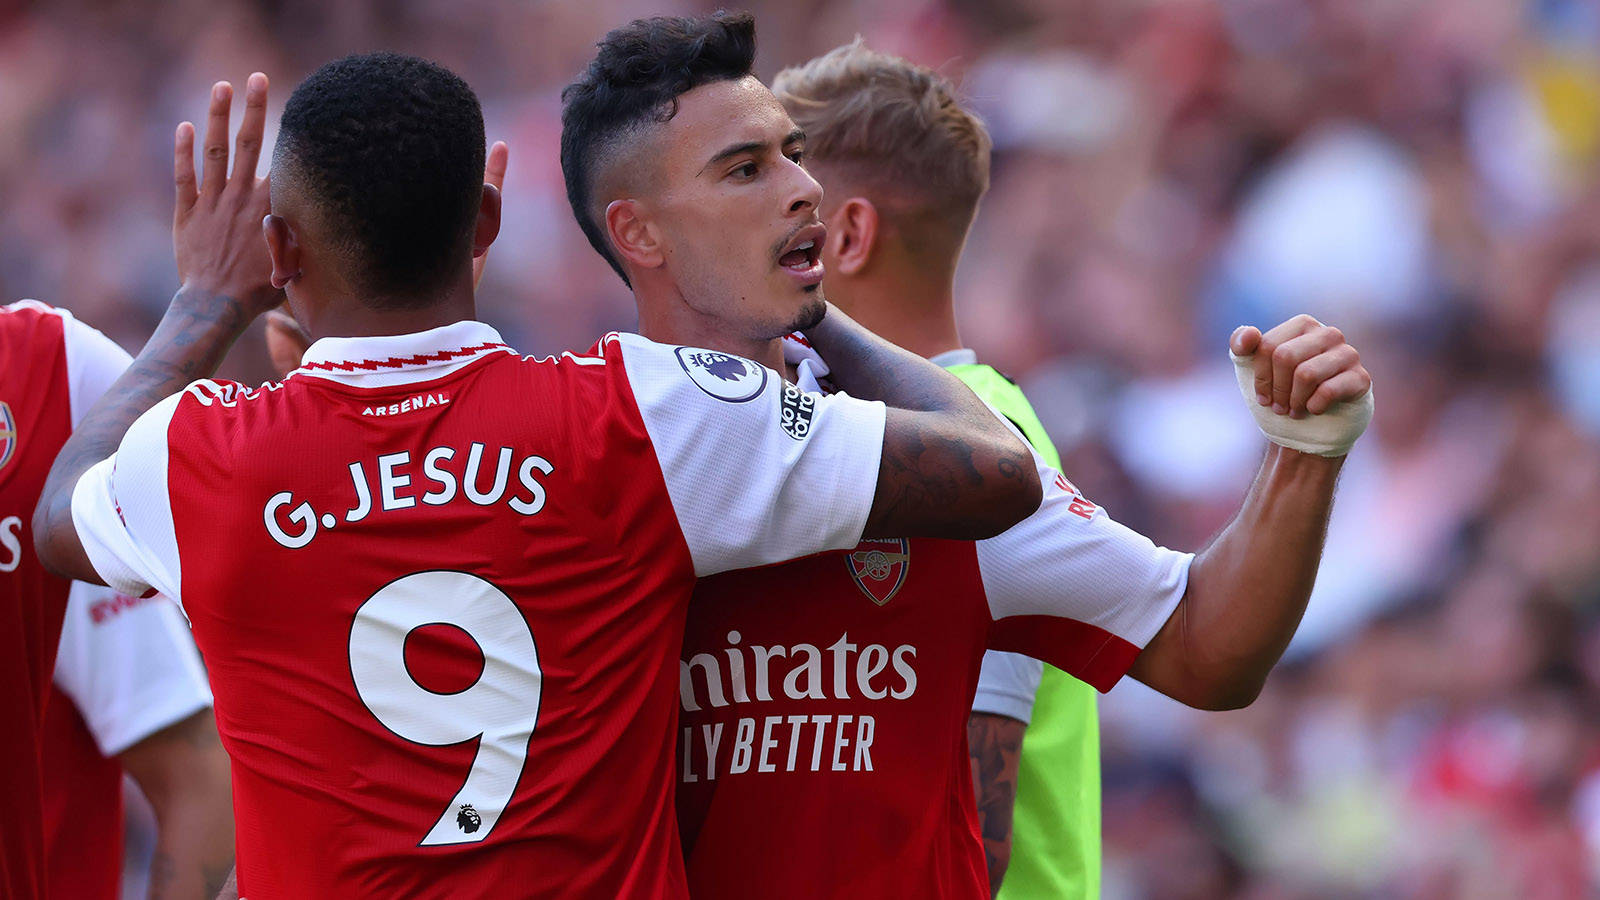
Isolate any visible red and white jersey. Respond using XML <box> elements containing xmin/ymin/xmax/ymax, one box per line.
<box><xmin>0</xmin><ymin>300</ymin><xmax>130</xmax><ymax>900</ymax></box>
<box><xmin>67</xmin><ymin>320</ymin><xmax>886</xmax><ymax>899</ymax></box>
<box><xmin>42</xmin><ymin>582</ymin><xmax>212</xmax><ymax>900</ymax></box>
<box><xmin>676</xmin><ymin>354</ymin><xmax>1191</xmax><ymax>899</ymax></box>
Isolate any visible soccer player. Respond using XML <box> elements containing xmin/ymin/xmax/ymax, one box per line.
<box><xmin>0</xmin><ymin>300</ymin><xmax>150</xmax><ymax>899</ymax></box>
<box><xmin>43</xmin><ymin>580</ymin><xmax>233</xmax><ymax>899</ymax></box>
<box><xmin>32</xmin><ymin>54</ymin><xmax>1037</xmax><ymax>900</ymax></box>
<box><xmin>769</xmin><ymin>43</ymin><xmax>1096</xmax><ymax>896</ymax></box>
<box><xmin>558</xmin><ymin>21</ymin><xmax>1372</xmax><ymax>898</ymax></box>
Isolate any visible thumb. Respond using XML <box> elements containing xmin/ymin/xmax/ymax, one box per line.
<box><xmin>1230</xmin><ymin>325</ymin><xmax>1261</xmax><ymax>357</ymax></box>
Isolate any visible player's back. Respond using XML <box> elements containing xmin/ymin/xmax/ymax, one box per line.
<box><xmin>72</xmin><ymin>321</ymin><xmax>890</xmax><ymax>898</ymax></box>
<box><xmin>174</xmin><ymin>331</ymin><xmax>693</xmax><ymax>896</ymax></box>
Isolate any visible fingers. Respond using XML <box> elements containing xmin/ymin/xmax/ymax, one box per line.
<box><xmin>1269</xmin><ymin>326</ymin><xmax>1344</xmax><ymax>415</ymax></box>
<box><xmin>231</xmin><ymin>73</ymin><xmax>269</xmax><ymax>189</ymax></box>
<box><xmin>1230</xmin><ymin>325</ymin><xmax>1261</xmax><ymax>358</ymax></box>
<box><xmin>174</xmin><ymin>122</ymin><xmax>198</xmax><ymax>212</ymax></box>
<box><xmin>1288</xmin><ymin>343</ymin><xmax>1360</xmax><ymax>415</ymax></box>
<box><xmin>201</xmin><ymin>81</ymin><xmax>234</xmax><ymax>194</ymax></box>
<box><xmin>1306</xmin><ymin>367</ymin><xmax>1372</xmax><ymax>415</ymax></box>
<box><xmin>485</xmin><ymin>141</ymin><xmax>509</xmax><ymax>191</ymax></box>
<box><xmin>1248</xmin><ymin>314</ymin><xmax>1321</xmax><ymax>414</ymax></box>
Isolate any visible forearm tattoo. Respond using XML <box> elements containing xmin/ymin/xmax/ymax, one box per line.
<box><xmin>968</xmin><ymin>712</ymin><xmax>1026</xmax><ymax>897</ymax></box>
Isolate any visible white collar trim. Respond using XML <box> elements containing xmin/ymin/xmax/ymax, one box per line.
<box><xmin>291</xmin><ymin>320</ymin><xmax>513</xmax><ymax>388</ymax></box>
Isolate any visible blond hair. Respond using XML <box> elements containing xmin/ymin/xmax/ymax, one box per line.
<box><xmin>773</xmin><ymin>39</ymin><xmax>991</xmax><ymax>232</ymax></box>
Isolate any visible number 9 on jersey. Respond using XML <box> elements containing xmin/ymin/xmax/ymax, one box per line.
<box><xmin>349</xmin><ymin>571</ymin><xmax>541</xmax><ymax>846</ymax></box>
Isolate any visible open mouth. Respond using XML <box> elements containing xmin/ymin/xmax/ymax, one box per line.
<box><xmin>777</xmin><ymin>238</ymin><xmax>819</xmax><ymax>269</ymax></box>
<box><xmin>777</xmin><ymin>223</ymin><xmax>826</xmax><ymax>274</ymax></box>
<box><xmin>779</xmin><ymin>240</ymin><xmax>819</xmax><ymax>271</ymax></box>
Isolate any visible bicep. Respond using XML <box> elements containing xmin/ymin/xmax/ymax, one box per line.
<box><xmin>1123</xmin><ymin>600</ymin><xmax>1191</xmax><ymax>696</ymax></box>
<box><xmin>865</xmin><ymin>409</ymin><xmax>987</xmax><ymax>539</ymax></box>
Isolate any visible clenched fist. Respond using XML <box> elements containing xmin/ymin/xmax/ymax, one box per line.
<box><xmin>1229</xmin><ymin>315</ymin><xmax>1374</xmax><ymax>457</ymax></box>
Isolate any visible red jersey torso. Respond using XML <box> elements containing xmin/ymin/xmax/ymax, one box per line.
<box><xmin>676</xmin><ymin>343</ymin><xmax>1193</xmax><ymax>900</ymax></box>
<box><xmin>679</xmin><ymin>539</ymin><xmax>994</xmax><ymax>898</ymax></box>
<box><xmin>173</xmin><ymin>349</ymin><xmax>695</xmax><ymax>898</ymax></box>
<box><xmin>70</xmin><ymin>322</ymin><xmax>890</xmax><ymax>899</ymax></box>
<box><xmin>0</xmin><ymin>303</ymin><xmax>74</xmax><ymax>900</ymax></box>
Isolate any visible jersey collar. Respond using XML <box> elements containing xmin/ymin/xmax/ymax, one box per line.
<box><xmin>292</xmin><ymin>320</ymin><xmax>514</xmax><ymax>388</ymax></box>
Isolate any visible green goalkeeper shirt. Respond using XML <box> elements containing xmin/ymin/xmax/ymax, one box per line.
<box><xmin>938</xmin><ymin>352</ymin><xmax>1100</xmax><ymax>900</ymax></box>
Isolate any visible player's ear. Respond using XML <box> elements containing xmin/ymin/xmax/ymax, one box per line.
<box><xmin>605</xmin><ymin>199</ymin><xmax>665</xmax><ymax>272</ymax></box>
<box><xmin>829</xmin><ymin>197</ymin><xmax>878</xmax><ymax>277</ymax></box>
<box><xmin>263</xmin><ymin>214</ymin><xmax>300</xmax><ymax>289</ymax></box>
<box><xmin>472</xmin><ymin>183</ymin><xmax>502</xmax><ymax>259</ymax></box>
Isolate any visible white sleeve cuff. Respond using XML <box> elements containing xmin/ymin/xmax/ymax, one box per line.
<box><xmin>971</xmin><ymin>650</ymin><xmax>1042</xmax><ymax>723</ymax></box>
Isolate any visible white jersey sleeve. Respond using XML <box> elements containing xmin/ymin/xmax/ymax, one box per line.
<box><xmin>9</xmin><ymin>299</ymin><xmax>132</xmax><ymax>425</ymax></box>
<box><xmin>979</xmin><ymin>452</ymin><xmax>1192</xmax><ymax>692</ymax></box>
<box><xmin>70</xmin><ymin>392</ymin><xmax>185</xmax><ymax>603</ymax></box>
<box><xmin>971</xmin><ymin>649</ymin><xmax>1044</xmax><ymax>723</ymax></box>
<box><xmin>53</xmin><ymin>582</ymin><xmax>211</xmax><ymax>756</ymax></box>
<box><xmin>612</xmin><ymin>333</ymin><xmax>886</xmax><ymax>577</ymax></box>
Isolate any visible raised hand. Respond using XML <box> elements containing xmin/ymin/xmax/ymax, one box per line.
<box><xmin>35</xmin><ymin>73</ymin><xmax>290</xmax><ymax>583</ymax></box>
<box><xmin>1231</xmin><ymin>315</ymin><xmax>1371</xmax><ymax>417</ymax></box>
<box><xmin>174</xmin><ymin>73</ymin><xmax>282</xmax><ymax>316</ymax></box>
<box><xmin>472</xmin><ymin>140</ymin><xmax>510</xmax><ymax>290</ymax></box>
<box><xmin>1229</xmin><ymin>315</ymin><xmax>1373</xmax><ymax>457</ymax></box>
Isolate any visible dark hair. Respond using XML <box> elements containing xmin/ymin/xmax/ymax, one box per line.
<box><xmin>275</xmin><ymin>52</ymin><xmax>485</xmax><ymax>306</ymax></box>
<box><xmin>559</xmin><ymin>12</ymin><xmax>757</xmax><ymax>286</ymax></box>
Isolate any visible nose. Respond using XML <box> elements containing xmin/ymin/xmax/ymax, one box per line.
<box><xmin>785</xmin><ymin>158</ymin><xmax>822</xmax><ymax>216</ymax></box>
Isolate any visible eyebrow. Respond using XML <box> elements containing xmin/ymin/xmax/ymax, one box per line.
<box><xmin>699</xmin><ymin>129</ymin><xmax>807</xmax><ymax>175</ymax></box>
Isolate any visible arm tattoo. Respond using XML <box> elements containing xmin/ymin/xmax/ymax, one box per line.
<box><xmin>968</xmin><ymin>712</ymin><xmax>1027</xmax><ymax>897</ymax></box>
<box><xmin>802</xmin><ymin>308</ymin><xmax>1038</xmax><ymax>539</ymax></box>
<box><xmin>34</xmin><ymin>287</ymin><xmax>252</xmax><ymax>578</ymax></box>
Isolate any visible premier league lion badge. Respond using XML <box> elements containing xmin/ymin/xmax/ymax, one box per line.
<box><xmin>675</xmin><ymin>347</ymin><xmax>768</xmax><ymax>402</ymax></box>
<box><xmin>0</xmin><ymin>402</ymin><xmax>16</xmax><ymax>472</ymax></box>
<box><xmin>846</xmin><ymin>538</ymin><xmax>910</xmax><ymax>606</ymax></box>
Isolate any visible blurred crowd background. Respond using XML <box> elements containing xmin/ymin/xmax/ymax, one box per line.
<box><xmin>4</xmin><ymin>0</ymin><xmax>1600</xmax><ymax>896</ymax></box>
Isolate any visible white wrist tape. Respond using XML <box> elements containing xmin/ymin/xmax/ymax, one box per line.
<box><xmin>1231</xmin><ymin>352</ymin><xmax>1373</xmax><ymax>457</ymax></box>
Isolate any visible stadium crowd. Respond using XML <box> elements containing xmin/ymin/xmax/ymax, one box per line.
<box><xmin>2</xmin><ymin>0</ymin><xmax>1599</xmax><ymax>896</ymax></box>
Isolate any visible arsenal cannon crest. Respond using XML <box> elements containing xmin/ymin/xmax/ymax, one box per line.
<box><xmin>846</xmin><ymin>539</ymin><xmax>910</xmax><ymax>606</ymax></box>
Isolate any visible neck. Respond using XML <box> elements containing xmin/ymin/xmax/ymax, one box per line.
<box><xmin>292</xmin><ymin>274</ymin><xmax>478</xmax><ymax>342</ymax></box>
<box><xmin>835</xmin><ymin>270</ymin><xmax>963</xmax><ymax>361</ymax></box>
<box><xmin>634</xmin><ymin>285</ymin><xmax>787</xmax><ymax>375</ymax></box>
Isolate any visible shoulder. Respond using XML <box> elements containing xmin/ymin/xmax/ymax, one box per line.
<box><xmin>1</xmin><ymin>300</ymin><xmax>122</xmax><ymax>355</ymax></box>
<box><xmin>2</xmin><ymin>297</ymin><xmax>67</xmax><ymax>323</ymax></box>
<box><xmin>121</xmin><ymin>379</ymin><xmax>280</xmax><ymax>462</ymax></box>
<box><xmin>0</xmin><ymin>299</ymin><xmax>70</xmax><ymax>349</ymax></box>
<box><xmin>606</xmin><ymin>332</ymin><xmax>774</xmax><ymax>404</ymax></box>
